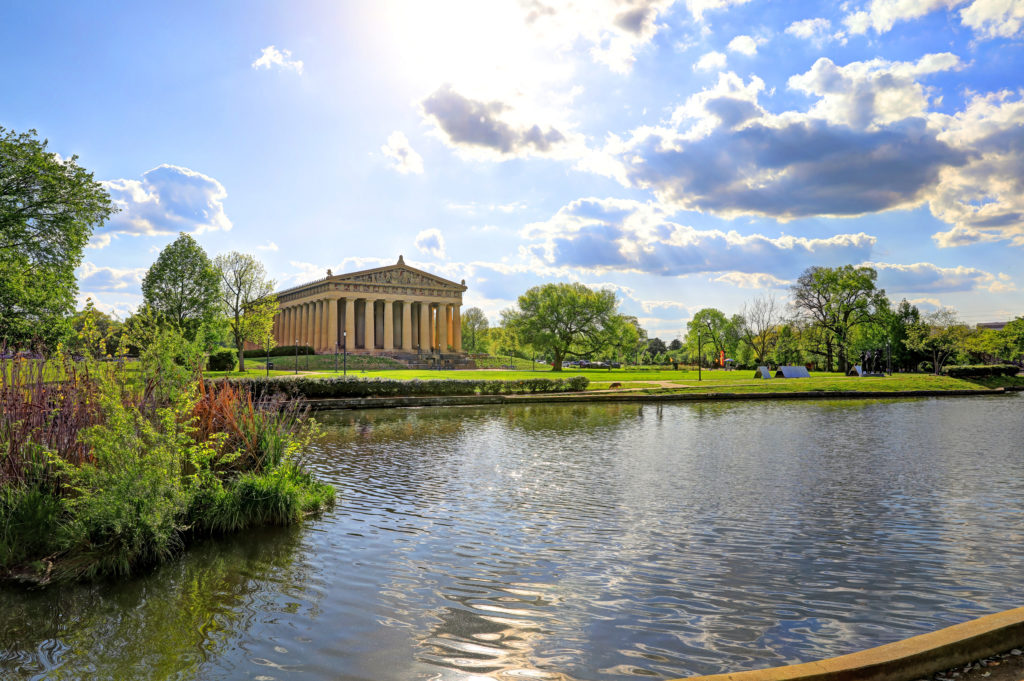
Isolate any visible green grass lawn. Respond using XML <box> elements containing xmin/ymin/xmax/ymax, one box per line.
<box><xmin>228</xmin><ymin>363</ymin><xmax>1024</xmax><ymax>393</ymax></box>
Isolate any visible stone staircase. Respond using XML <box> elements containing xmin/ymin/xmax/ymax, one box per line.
<box><xmin>381</xmin><ymin>351</ymin><xmax>477</xmax><ymax>370</ymax></box>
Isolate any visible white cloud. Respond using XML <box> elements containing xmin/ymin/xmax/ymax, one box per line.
<box><xmin>522</xmin><ymin>197</ymin><xmax>878</xmax><ymax>277</ymax></box>
<box><xmin>842</xmin><ymin>0</ymin><xmax>1024</xmax><ymax>39</ymax></box>
<box><xmin>685</xmin><ymin>0</ymin><xmax>753</xmax><ymax>20</ymax></box>
<box><xmin>76</xmin><ymin>262</ymin><xmax>146</xmax><ymax>292</ymax></box>
<box><xmin>712</xmin><ymin>272</ymin><xmax>792</xmax><ymax>288</ymax></box>
<box><xmin>76</xmin><ymin>293</ymin><xmax>140</xmax><ymax>320</ymax></box>
<box><xmin>87</xmin><ymin>233</ymin><xmax>113</xmax><ymax>249</ymax></box>
<box><xmin>960</xmin><ymin>0</ymin><xmax>1024</xmax><ymax>38</ymax></box>
<box><xmin>415</xmin><ymin>228</ymin><xmax>447</xmax><ymax>258</ymax></box>
<box><xmin>726</xmin><ymin>35</ymin><xmax>760</xmax><ymax>56</ymax></box>
<box><xmin>256</xmin><ymin>241</ymin><xmax>279</xmax><ymax>252</ymax></box>
<box><xmin>785</xmin><ymin>17</ymin><xmax>844</xmax><ymax>45</ymax></box>
<box><xmin>421</xmin><ymin>84</ymin><xmax>581</xmax><ymax>160</ymax></box>
<box><xmin>929</xmin><ymin>89</ymin><xmax>1024</xmax><ymax>246</ymax></box>
<box><xmin>866</xmin><ymin>261</ymin><xmax>1016</xmax><ymax>292</ymax></box>
<box><xmin>787</xmin><ymin>53</ymin><xmax>961</xmax><ymax>130</ymax></box>
<box><xmin>251</xmin><ymin>45</ymin><xmax>304</xmax><ymax>74</ymax></box>
<box><xmin>100</xmin><ymin>164</ymin><xmax>231</xmax><ymax>239</ymax></box>
<box><xmin>693</xmin><ymin>50</ymin><xmax>728</xmax><ymax>71</ymax></box>
<box><xmin>381</xmin><ymin>131</ymin><xmax>424</xmax><ymax>174</ymax></box>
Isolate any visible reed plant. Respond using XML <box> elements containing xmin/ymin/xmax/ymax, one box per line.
<box><xmin>0</xmin><ymin>331</ymin><xmax>333</xmax><ymax>585</ymax></box>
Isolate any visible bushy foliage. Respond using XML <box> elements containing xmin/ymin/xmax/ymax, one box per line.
<box><xmin>206</xmin><ymin>348</ymin><xmax>237</xmax><ymax>372</ymax></box>
<box><xmin>941</xmin><ymin>364</ymin><xmax>1020</xmax><ymax>378</ymax></box>
<box><xmin>220</xmin><ymin>375</ymin><xmax>589</xmax><ymax>400</ymax></box>
<box><xmin>242</xmin><ymin>345</ymin><xmax>315</xmax><ymax>358</ymax></box>
<box><xmin>0</xmin><ymin>337</ymin><xmax>333</xmax><ymax>584</ymax></box>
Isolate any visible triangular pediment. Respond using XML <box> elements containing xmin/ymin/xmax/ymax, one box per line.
<box><xmin>333</xmin><ymin>261</ymin><xmax>465</xmax><ymax>291</ymax></box>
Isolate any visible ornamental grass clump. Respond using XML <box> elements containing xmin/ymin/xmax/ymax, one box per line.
<box><xmin>0</xmin><ymin>338</ymin><xmax>334</xmax><ymax>585</ymax></box>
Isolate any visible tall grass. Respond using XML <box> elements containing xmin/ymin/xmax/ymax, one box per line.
<box><xmin>0</xmin><ymin>351</ymin><xmax>333</xmax><ymax>585</ymax></box>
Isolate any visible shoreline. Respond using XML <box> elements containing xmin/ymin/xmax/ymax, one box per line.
<box><xmin>303</xmin><ymin>386</ymin><xmax>1018</xmax><ymax>411</ymax></box>
<box><xmin>672</xmin><ymin>607</ymin><xmax>1024</xmax><ymax>681</ymax></box>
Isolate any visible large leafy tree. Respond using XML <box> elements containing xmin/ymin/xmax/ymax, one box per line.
<box><xmin>460</xmin><ymin>306</ymin><xmax>489</xmax><ymax>353</ymax></box>
<box><xmin>905</xmin><ymin>308</ymin><xmax>970</xmax><ymax>374</ymax></box>
<box><xmin>1000</xmin><ymin>317</ymin><xmax>1024</xmax><ymax>363</ymax></box>
<box><xmin>685</xmin><ymin>308</ymin><xmax>739</xmax><ymax>365</ymax></box>
<box><xmin>0</xmin><ymin>128</ymin><xmax>114</xmax><ymax>349</ymax></box>
<box><xmin>213</xmin><ymin>251</ymin><xmax>277</xmax><ymax>372</ymax></box>
<box><xmin>791</xmin><ymin>265</ymin><xmax>887</xmax><ymax>372</ymax></box>
<box><xmin>142</xmin><ymin>233</ymin><xmax>220</xmax><ymax>337</ymax></box>
<box><xmin>503</xmin><ymin>282</ymin><xmax>619</xmax><ymax>371</ymax></box>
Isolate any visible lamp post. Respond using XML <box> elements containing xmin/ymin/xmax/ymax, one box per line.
<box><xmin>698</xmin><ymin>331</ymin><xmax>702</xmax><ymax>382</ymax></box>
<box><xmin>266</xmin><ymin>335</ymin><xmax>270</xmax><ymax>377</ymax></box>
<box><xmin>887</xmin><ymin>338</ymin><xmax>892</xmax><ymax>376</ymax></box>
<box><xmin>294</xmin><ymin>339</ymin><xmax>298</xmax><ymax>374</ymax></box>
<box><xmin>343</xmin><ymin>330</ymin><xmax>348</xmax><ymax>376</ymax></box>
<box><xmin>334</xmin><ymin>342</ymin><xmax>338</xmax><ymax>373</ymax></box>
<box><xmin>305</xmin><ymin>340</ymin><xmax>309</xmax><ymax>371</ymax></box>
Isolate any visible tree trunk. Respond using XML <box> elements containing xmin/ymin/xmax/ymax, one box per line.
<box><xmin>552</xmin><ymin>349</ymin><xmax>563</xmax><ymax>371</ymax></box>
<box><xmin>236</xmin><ymin>332</ymin><xmax>246</xmax><ymax>372</ymax></box>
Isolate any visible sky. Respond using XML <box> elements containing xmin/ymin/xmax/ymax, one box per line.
<box><xmin>3</xmin><ymin>0</ymin><xmax>1023</xmax><ymax>340</ymax></box>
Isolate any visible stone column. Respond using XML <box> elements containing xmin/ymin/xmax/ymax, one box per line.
<box><xmin>309</xmin><ymin>300</ymin><xmax>319</xmax><ymax>352</ymax></box>
<box><xmin>401</xmin><ymin>301</ymin><xmax>412</xmax><ymax>350</ymax></box>
<box><xmin>453</xmin><ymin>304</ymin><xmax>462</xmax><ymax>352</ymax></box>
<box><xmin>305</xmin><ymin>302</ymin><xmax>314</xmax><ymax>349</ymax></box>
<box><xmin>295</xmin><ymin>304</ymin><xmax>303</xmax><ymax>347</ymax></box>
<box><xmin>383</xmin><ymin>300</ymin><xmax>394</xmax><ymax>351</ymax></box>
<box><xmin>364</xmin><ymin>298</ymin><xmax>376</xmax><ymax>351</ymax></box>
<box><xmin>438</xmin><ymin>303</ymin><xmax>448</xmax><ymax>353</ymax></box>
<box><xmin>326</xmin><ymin>297</ymin><xmax>338</xmax><ymax>351</ymax></box>
<box><xmin>419</xmin><ymin>302</ymin><xmax>431</xmax><ymax>351</ymax></box>
<box><xmin>344</xmin><ymin>297</ymin><xmax>355</xmax><ymax>350</ymax></box>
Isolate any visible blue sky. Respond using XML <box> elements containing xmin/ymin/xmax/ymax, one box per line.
<box><xmin>3</xmin><ymin>0</ymin><xmax>1022</xmax><ymax>340</ymax></box>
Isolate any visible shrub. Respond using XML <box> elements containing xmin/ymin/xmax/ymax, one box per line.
<box><xmin>207</xmin><ymin>348</ymin><xmax>237</xmax><ymax>372</ymax></box>
<box><xmin>941</xmin><ymin>364</ymin><xmax>1020</xmax><ymax>378</ymax></box>
<box><xmin>215</xmin><ymin>375</ymin><xmax>590</xmax><ymax>400</ymax></box>
<box><xmin>917</xmin><ymin>361</ymin><xmax>933</xmax><ymax>373</ymax></box>
<box><xmin>242</xmin><ymin>345</ymin><xmax>315</xmax><ymax>358</ymax></box>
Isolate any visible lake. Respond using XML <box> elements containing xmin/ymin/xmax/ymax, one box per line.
<box><xmin>2</xmin><ymin>394</ymin><xmax>1022</xmax><ymax>680</ymax></box>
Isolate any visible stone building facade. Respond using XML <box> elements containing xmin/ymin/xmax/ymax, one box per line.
<box><xmin>271</xmin><ymin>256</ymin><xmax>466</xmax><ymax>354</ymax></box>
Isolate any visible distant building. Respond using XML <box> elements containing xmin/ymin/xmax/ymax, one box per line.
<box><xmin>977</xmin><ymin>321</ymin><xmax>1010</xmax><ymax>331</ymax></box>
<box><xmin>271</xmin><ymin>255</ymin><xmax>467</xmax><ymax>355</ymax></box>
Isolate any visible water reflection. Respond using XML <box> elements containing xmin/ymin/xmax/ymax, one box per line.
<box><xmin>0</xmin><ymin>525</ymin><xmax>320</xmax><ymax>681</ymax></box>
<box><xmin>2</xmin><ymin>395</ymin><xmax>1023</xmax><ymax>681</ymax></box>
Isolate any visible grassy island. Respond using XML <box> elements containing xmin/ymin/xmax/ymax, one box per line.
<box><xmin>0</xmin><ymin>347</ymin><xmax>334</xmax><ymax>586</ymax></box>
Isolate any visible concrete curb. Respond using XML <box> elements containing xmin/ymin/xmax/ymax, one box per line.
<box><xmin>671</xmin><ymin>607</ymin><xmax>1024</xmax><ymax>681</ymax></box>
<box><xmin>304</xmin><ymin>387</ymin><xmax>1008</xmax><ymax>411</ymax></box>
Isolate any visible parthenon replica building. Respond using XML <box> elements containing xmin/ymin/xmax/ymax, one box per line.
<box><xmin>271</xmin><ymin>256</ymin><xmax>466</xmax><ymax>355</ymax></box>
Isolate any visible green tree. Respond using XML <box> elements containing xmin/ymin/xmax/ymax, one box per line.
<box><xmin>503</xmin><ymin>282</ymin><xmax>619</xmax><ymax>371</ymax></box>
<box><xmin>213</xmin><ymin>251</ymin><xmax>277</xmax><ymax>372</ymax></box>
<box><xmin>598</xmin><ymin>314</ymin><xmax>642</xmax><ymax>364</ymax></box>
<box><xmin>905</xmin><ymin>309</ymin><xmax>970</xmax><ymax>374</ymax></box>
<box><xmin>488</xmin><ymin>323</ymin><xmax>520</xmax><ymax>363</ymax></box>
<box><xmin>460</xmin><ymin>306</ymin><xmax>489</xmax><ymax>353</ymax></box>
<box><xmin>70</xmin><ymin>299</ymin><xmax>123</xmax><ymax>358</ymax></box>
<box><xmin>791</xmin><ymin>265</ymin><xmax>887</xmax><ymax>372</ymax></box>
<box><xmin>0</xmin><ymin>128</ymin><xmax>115</xmax><ymax>349</ymax></box>
<box><xmin>647</xmin><ymin>337</ymin><xmax>668</xmax><ymax>355</ymax></box>
<box><xmin>668</xmin><ymin>338</ymin><xmax>682</xmax><ymax>351</ymax></box>
<box><xmin>685</xmin><ymin>308</ymin><xmax>739</xmax><ymax>366</ymax></box>
<box><xmin>999</xmin><ymin>317</ymin><xmax>1024</xmax><ymax>362</ymax></box>
<box><xmin>142</xmin><ymin>233</ymin><xmax>220</xmax><ymax>338</ymax></box>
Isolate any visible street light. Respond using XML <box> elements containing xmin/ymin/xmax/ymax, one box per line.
<box><xmin>342</xmin><ymin>330</ymin><xmax>347</xmax><ymax>376</ymax></box>
<box><xmin>698</xmin><ymin>330</ymin><xmax>702</xmax><ymax>382</ymax></box>
<box><xmin>294</xmin><ymin>339</ymin><xmax>299</xmax><ymax>374</ymax></box>
<box><xmin>266</xmin><ymin>335</ymin><xmax>270</xmax><ymax>377</ymax></box>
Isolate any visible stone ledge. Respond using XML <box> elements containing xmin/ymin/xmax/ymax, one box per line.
<box><xmin>671</xmin><ymin>607</ymin><xmax>1024</xmax><ymax>681</ymax></box>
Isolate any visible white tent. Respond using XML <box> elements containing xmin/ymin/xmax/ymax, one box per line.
<box><xmin>775</xmin><ymin>365</ymin><xmax>811</xmax><ymax>378</ymax></box>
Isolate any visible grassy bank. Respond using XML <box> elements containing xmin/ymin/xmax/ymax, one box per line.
<box><xmin>0</xmin><ymin>351</ymin><xmax>334</xmax><ymax>585</ymax></box>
